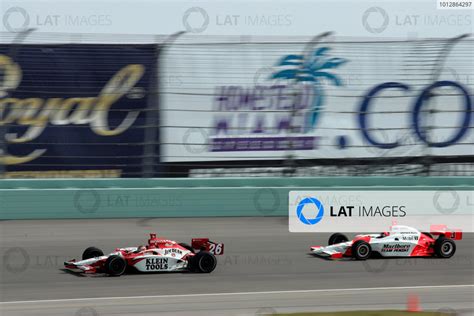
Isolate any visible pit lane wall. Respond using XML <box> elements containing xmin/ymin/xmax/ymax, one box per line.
<box><xmin>0</xmin><ymin>177</ymin><xmax>472</xmax><ymax>220</ymax></box>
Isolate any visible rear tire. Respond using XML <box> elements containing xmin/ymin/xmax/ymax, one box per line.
<box><xmin>352</xmin><ymin>240</ymin><xmax>371</xmax><ymax>260</ymax></box>
<box><xmin>178</xmin><ymin>243</ymin><xmax>195</xmax><ymax>254</ymax></box>
<box><xmin>104</xmin><ymin>255</ymin><xmax>127</xmax><ymax>276</ymax></box>
<box><xmin>434</xmin><ymin>236</ymin><xmax>456</xmax><ymax>258</ymax></box>
<box><xmin>82</xmin><ymin>247</ymin><xmax>104</xmax><ymax>260</ymax></box>
<box><xmin>328</xmin><ymin>233</ymin><xmax>349</xmax><ymax>245</ymax></box>
<box><xmin>190</xmin><ymin>251</ymin><xmax>217</xmax><ymax>273</ymax></box>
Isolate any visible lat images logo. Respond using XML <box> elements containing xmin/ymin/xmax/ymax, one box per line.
<box><xmin>296</xmin><ymin>197</ymin><xmax>324</xmax><ymax>225</ymax></box>
<box><xmin>2</xmin><ymin>7</ymin><xmax>30</xmax><ymax>32</ymax></box>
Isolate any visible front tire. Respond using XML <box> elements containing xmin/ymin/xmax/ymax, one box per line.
<box><xmin>352</xmin><ymin>240</ymin><xmax>371</xmax><ymax>260</ymax></box>
<box><xmin>190</xmin><ymin>251</ymin><xmax>217</xmax><ymax>273</ymax></box>
<box><xmin>328</xmin><ymin>233</ymin><xmax>349</xmax><ymax>245</ymax></box>
<box><xmin>82</xmin><ymin>247</ymin><xmax>104</xmax><ymax>260</ymax></box>
<box><xmin>434</xmin><ymin>237</ymin><xmax>456</xmax><ymax>258</ymax></box>
<box><xmin>104</xmin><ymin>255</ymin><xmax>127</xmax><ymax>276</ymax></box>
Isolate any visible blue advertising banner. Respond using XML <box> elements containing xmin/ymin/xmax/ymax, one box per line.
<box><xmin>0</xmin><ymin>44</ymin><xmax>158</xmax><ymax>178</ymax></box>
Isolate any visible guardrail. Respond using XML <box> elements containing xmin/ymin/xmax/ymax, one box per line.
<box><xmin>0</xmin><ymin>177</ymin><xmax>472</xmax><ymax>219</ymax></box>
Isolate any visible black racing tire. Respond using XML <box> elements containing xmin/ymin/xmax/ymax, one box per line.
<box><xmin>352</xmin><ymin>240</ymin><xmax>372</xmax><ymax>260</ymax></box>
<box><xmin>191</xmin><ymin>251</ymin><xmax>217</xmax><ymax>273</ymax></box>
<box><xmin>178</xmin><ymin>242</ymin><xmax>196</xmax><ymax>254</ymax></box>
<box><xmin>434</xmin><ymin>236</ymin><xmax>456</xmax><ymax>258</ymax></box>
<box><xmin>82</xmin><ymin>247</ymin><xmax>104</xmax><ymax>260</ymax></box>
<box><xmin>328</xmin><ymin>233</ymin><xmax>349</xmax><ymax>245</ymax></box>
<box><xmin>104</xmin><ymin>255</ymin><xmax>127</xmax><ymax>276</ymax></box>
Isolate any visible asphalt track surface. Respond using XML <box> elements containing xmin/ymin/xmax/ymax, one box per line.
<box><xmin>0</xmin><ymin>218</ymin><xmax>473</xmax><ymax>315</ymax></box>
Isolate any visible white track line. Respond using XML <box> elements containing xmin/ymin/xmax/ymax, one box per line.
<box><xmin>1</xmin><ymin>284</ymin><xmax>472</xmax><ymax>305</ymax></box>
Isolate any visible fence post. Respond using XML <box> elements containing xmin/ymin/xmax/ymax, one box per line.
<box><xmin>142</xmin><ymin>31</ymin><xmax>186</xmax><ymax>178</ymax></box>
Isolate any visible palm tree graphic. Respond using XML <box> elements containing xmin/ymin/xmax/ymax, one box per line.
<box><xmin>271</xmin><ymin>47</ymin><xmax>347</xmax><ymax>133</ymax></box>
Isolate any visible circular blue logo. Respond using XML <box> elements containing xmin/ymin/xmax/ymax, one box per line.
<box><xmin>296</xmin><ymin>197</ymin><xmax>324</xmax><ymax>225</ymax></box>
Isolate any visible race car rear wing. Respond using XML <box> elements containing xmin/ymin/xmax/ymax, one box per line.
<box><xmin>192</xmin><ymin>238</ymin><xmax>224</xmax><ymax>255</ymax></box>
<box><xmin>146</xmin><ymin>233</ymin><xmax>224</xmax><ymax>255</ymax></box>
<box><xmin>430</xmin><ymin>224</ymin><xmax>462</xmax><ymax>240</ymax></box>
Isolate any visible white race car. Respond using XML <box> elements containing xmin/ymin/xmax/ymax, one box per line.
<box><xmin>310</xmin><ymin>225</ymin><xmax>461</xmax><ymax>260</ymax></box>
<box><xmin>64</xmin><ymin>233</ymin><xmax>224</xmax><ymax>276</ymax></box>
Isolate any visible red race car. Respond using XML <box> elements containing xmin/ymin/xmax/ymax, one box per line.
<box><xmin>65</xmin><ymin>233</ymin><xmax>224</xmax><ymax>276</ymax></box>
<box><xmin>311</xmin><ymin>225</ymin><xmax>461</xmax><ymax>260</ymax></box>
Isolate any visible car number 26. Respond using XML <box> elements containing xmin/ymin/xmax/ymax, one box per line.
<box><xmin>209</xmin><ymin>243</ymin><xmax>224</xmax><ymax>255</ymax></box>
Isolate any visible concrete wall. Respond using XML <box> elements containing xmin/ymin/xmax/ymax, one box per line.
<box><xmin>1</xmin><ymin>177</ymin><xmax>472</xmax><ymax>220</ymax></box>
